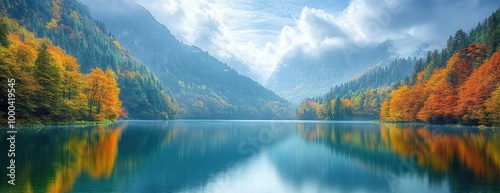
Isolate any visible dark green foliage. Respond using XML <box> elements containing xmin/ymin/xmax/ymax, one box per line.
<box><xmin>487</xmin><ymin>11</ymin><xmax>500</xmax><ymax>55</ymax></box>
<box><xmin>297</xmin><ymin>57</ymin><xmax>413</xmax><ymax>120</ymax></box>
<box><xmin>296</xmin><ymin>89</ymin><xmax>390</xmax><ymax>120</ymax></box>
<box><xmin>324</xmin><ymin>57</ymin><xmax>415</xmax><ymax>100</ymax></box>
<box><xmin>0</xmin><ymin>18</ymin><xmax>8</xmax><ymax>47</ymax></box>
<box><xmin>321</xmin><ymin>98</ymin><xmax>332</xmax><ymax>120</ymax></box>
<box><xmin>453</xmin><ymin>29</ymin><xmax>469</xmax><ymax>52</ymax></box>
<box><xmin>0</xmin><ymin>0</ymin><xmax>178</xmax><ymax>119</ymax></box>
<box><xmin>408</xmin><ymin>9</ymin><xmax>500</xmax><ymax>86</ymax></box>
<box><xmin>33</xmin><ymin>43</ymin><xmax>63</xmax><ymax>121</ymax></box>
<box><xmin>332</xmin><ymin>97</ymin><xmax>342</xmax><ymax>120</ymax></box>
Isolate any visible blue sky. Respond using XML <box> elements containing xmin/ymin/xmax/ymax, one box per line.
<box><xmin>136</xmin><ymin>0</ymin><xmax>499</xmax><ymax>83</ymax></box>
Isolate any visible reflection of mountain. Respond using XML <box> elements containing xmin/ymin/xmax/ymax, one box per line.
<box><xmin>266</xmin><ymin>136</ymin><xmax>393</xmax><ymax>193</ymax></box>
<box><xmin>115</xmin><ymin>121</ymin><xmax>292</xmax><ymax>193</ymax></box>
<box><xmin>260</xmin><ymin>122</ymin><xmax>402</xmax><ymax>193</ymax></box>
<box><xmin>296</xmin><ymin>123</ymin><xmax>500</xmax><ymax>193</ymax></box>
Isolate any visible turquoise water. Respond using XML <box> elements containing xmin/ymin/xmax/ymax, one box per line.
<box><xmin>0</xmin><ymin>120</ymin><xmax>499</xmax><ymax>193</ymax></box>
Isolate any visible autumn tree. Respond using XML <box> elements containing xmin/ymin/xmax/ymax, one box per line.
<box><xmin>380</xmin><ymin>99</ymin><xmax>391</xmax><ymax>121</ymax></box>
<box><xmin>485</xmin><ymin>85</ymin><xmax>500</xmax><ymax>126</ymax></box>
<box><xmin>8</xmin><ymin>34</ymin><xmax>40</xmax><ymax>119</ymax></box>
<box><xmin>47</xmin><ymin>45</ymin><xmax>87</xmax><ymax>120</ymax></box>
<box><xmin>387</xmin><ymin>85</ymin><xmax>416</xmax><ymax>121</ymax></box>
<box><xmin>296</xmin><ymin>99</ymin><xmax>321</xmax><ymax>120</ymax></box>
<box><xmin>84</xmin><ymin>68</ymin><xmax>122</xmax><ymax>121</ymax></box>
<box><xmin>417</xmin><ymin>80</ymin><xmax>457</xmax><ymax>123</ymax></box>
<box><xmin>447</xmin><ymin>44</ymin><xmax>487</xmax><ymax>87</ymax></box>
<box><xmin>456</xmin><ymin>51</ymin><xmax>500</xmax><ymax>125</ymax></box>
<box><xmin>0</xmin><ymin>18</ymin><xmax>122</xmax><ymax>124</ymax></box>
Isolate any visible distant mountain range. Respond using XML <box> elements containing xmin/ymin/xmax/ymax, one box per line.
<box><xmin>265</xmin><ymin>40</ymin><xmax>395</xmax><ymax>104</ymax></box>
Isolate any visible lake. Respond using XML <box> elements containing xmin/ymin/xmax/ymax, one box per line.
<box><xmin>0</xmin><ymin>120</ymin><xmax>499</xmax><ymax>193</ymax></box>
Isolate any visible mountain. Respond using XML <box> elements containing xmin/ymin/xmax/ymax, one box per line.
<box><xmin>293</xmin><ymin>57</ymin><xmax>415</xmax><ymax>120</ymax></box>
<box><xmin>0</xmin><ymin>0</ymin><xmax>178</xmax><ymax>119</ymax></box>
<box><xmin>266</xmin><ymin>40</ymin><xmax>394</xmax><ymax>104</ymax></box>
<box><xmin>323</xmin><ymin>57</ymin><xmax>415</xmax><ymax>100</ymax></box>
<box><xmin>80</xmin><ymin>0</ymin><xmax>292</xmax><ymax>119</ymax></box>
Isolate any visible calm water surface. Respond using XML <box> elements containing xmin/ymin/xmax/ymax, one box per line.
<box><xmin>0</xmin><ymin>120</ymin><xmax>499</xmax><ymax>193</ymax></box>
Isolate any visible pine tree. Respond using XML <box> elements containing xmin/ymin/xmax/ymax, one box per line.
<box><xmin>333</xmin><ymin>97</ymin><xmax>342</xmax><ymax>120</ymax></box>
<box><xmin>453</xmin><ymin>29</ymin><xmax>469</xmax><ymax>51</ymax></box>
<box><xmin>487</xmin><ymin>13</ymin><xmax>500</xmax><ymax>56</ymax></box>
<box><xmin>321</xmin><ymin>99</ymin><xmax>333</xmax><ymax>120</ymax></box>
<box><xmin>0</xmin><ymin>18</ymin><xmax>8</xmax><ymax>47</ymax></box>
<box><xmin>34</xmin><ymin>43</ymin><xmax>63</xmax><ymax>120</ymax></box>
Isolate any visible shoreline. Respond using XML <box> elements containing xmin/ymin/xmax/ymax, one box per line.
<box><xmin>0</xmin><ymin>120</ymin><xmax>118</xmax><ymax>130</ymax></box>
<box><xmin>2</xmin><ymin>119</ymin><xmax>498</xmax><ymax>131</ymax></box>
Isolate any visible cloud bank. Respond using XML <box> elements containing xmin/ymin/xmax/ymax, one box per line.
<box><xmin>136</xmin><ymin>0</ymin><xmax>499</xmax><ymax>83</ymax></box>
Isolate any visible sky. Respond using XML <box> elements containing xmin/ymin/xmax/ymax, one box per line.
<box><xmin>135</xmin><ymin>0</ymin><xmax>499</xmax><ymax>83</ymax></box>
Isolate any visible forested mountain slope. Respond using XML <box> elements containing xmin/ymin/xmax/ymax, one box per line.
<box><xmin>296</xmin><ymin>9</ymin><xmax>500</xmax><ymax>126</ymax></box>
<box><xmin>80</xmin><ymin>0</ymin><xmax>292</xmax><ymax>119</ymax></box>
<box><xmin>0</xmin><ymin>18</ymin><xmax>122</xmax><ymax>124</ymax></box>
<box><xmin>0</xmin><ymin>0</ymin><xmax>178</xmax><ymax>119</ymax></box>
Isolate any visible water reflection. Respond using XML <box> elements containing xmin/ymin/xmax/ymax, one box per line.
<box><xmin>0</xmin><ymin>121</ymin><xmax>498</xmax><ymax>193</ymax></box>
<box><xmin>0</xmin><ymin>123</ymin><xmax>124</xmax><ymax>193</ymax></box>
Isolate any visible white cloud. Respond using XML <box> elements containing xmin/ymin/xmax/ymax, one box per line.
<box><xmin>137</xmin><ymin>0</ymin><xmax>295</xmax><ymax>82</ymax></box>
<box><xmin>136</xmin><ymin>0</ymin><xmax>499</xmax><ymax>83</ymax></box>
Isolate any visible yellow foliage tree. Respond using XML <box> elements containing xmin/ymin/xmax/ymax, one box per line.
<box><xmin>485</xmin><ymin>85</ymin><xmax>500</xmax><ymax>126</ymax></box>
<box><xmin>84</xmin><ymin>68</ymin><xmax>122</xmax><ymax>121</ymax></box>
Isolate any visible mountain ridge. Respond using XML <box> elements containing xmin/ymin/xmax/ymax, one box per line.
<box><xmin>266</xmin><ymin>39</ymin><xmax>395</xmax><ymax>104</ymax></box>
<box><xmin>81</xmin><ymin>0</ymin><xmax>293</xmax><ymax>119</ymax></box>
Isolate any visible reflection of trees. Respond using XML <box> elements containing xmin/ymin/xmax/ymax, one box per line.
<box><xmin>47</xmin><ymin>124</ymin><xmax>124</xmax><ymax>193</ymax></box>
<box><xmin>0</xmin><ymin>123</ymin><xmax>124</xmax><ymax>193</ymax></box>
<box><xmin>380</xmin><ymin>124</ymin><xmax>500</xmax><ymax>193</ymax></box>
<box><xmin>296</xmin><ymin>122</ymin><xmax>401</xmax><ymax>174</ymax></box>
<box><xmin>297</xmin><ymin>123</ymin><xmax>500</xmax><ymax>193</ymax></box>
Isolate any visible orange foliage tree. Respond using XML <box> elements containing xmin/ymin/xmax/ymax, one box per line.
<box><xmin>381</xmin><ymin>44</ymin><xmax>498</xmax><ymax>125</ymax></box>
<box><xmin>84</xmin><ymin>68</ymin><xmax>122</xmax><ymax>121</ymax></box>
<box><xmin>456</xmin><ymin>51</ymin><xmax>500</xmax><ymax>125</ymax></box>
<box><xmin>387</xmin><ymin>85</ymin><xmax>416</xmax><ymax>121</ymax></box>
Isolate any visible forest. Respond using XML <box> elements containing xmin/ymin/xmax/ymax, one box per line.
<box><xmin>0</xmin><ymin>0</ymin><xmax>499</xmax><ymax>125</ymax></box>
<box><xmin>296</xmin><ymin>57</ymin><xmax>413</xmax><ymax>120</ymax></box>
<box><xmin>0</xmin><ymin>18</ymin><xmax>121</xmax><ymax>124</ymax></box>
<box><xmin>297</xmin><ymin>9</ymin><xmax>500</xmax><ymax>126</ymax></box>
<box><xmin>0</xmin><ymin>0</ymin><xmax>178</xmax><ymax>121</ymax></box>
<box><xmin>381</xmin><ymin>10</ymin><xmax>500</xmax><ymax>126</ymax></box>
